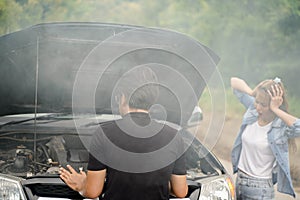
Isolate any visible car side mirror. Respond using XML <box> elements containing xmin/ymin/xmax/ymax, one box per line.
<box><xmin>186</xmin><ymin>106</ymin><xmax>203</xmax><ymax>127</ymax></box>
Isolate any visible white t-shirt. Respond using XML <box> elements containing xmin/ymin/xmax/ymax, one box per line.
<box><xmin>238</xmin><ymin>121</ymin><xmax>275</xmax><ymax>179</ymax></box>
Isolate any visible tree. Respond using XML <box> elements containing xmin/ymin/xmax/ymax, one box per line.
<box><xmin>1</xmin><ymin>0</ymin><xmax>300</xmax><ymax>96</ymax></box>
<box><xmin>0</xmin><ymin>0</ymin><xmax>23</xmax><ymax>34</ymax></box>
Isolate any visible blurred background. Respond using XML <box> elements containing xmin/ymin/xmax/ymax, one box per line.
<box><xmin>1</xmin><ymin>0</ymin><xmax>300</xmax><ymax>197</ymax></box>
<box><xmin>1</xmin><ymin>0</ymin><xmax>300</xmax><ymax>97</ymax></box>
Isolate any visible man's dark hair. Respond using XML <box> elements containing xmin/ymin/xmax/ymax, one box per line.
<box><xmin>116</xmin><ymin>66</ymin><xmax>159</xmax><ymax>110</ymax></box>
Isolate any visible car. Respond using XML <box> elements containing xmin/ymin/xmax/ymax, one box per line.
<box><xmin>0</xmin><ymin>22</ymin><xmax>234</xmax><ymax>200</ymax></box>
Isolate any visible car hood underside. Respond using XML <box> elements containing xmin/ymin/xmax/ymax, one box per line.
<box><xmin>0</xmin><ymin>22</ymin><xmax>219</xmax><ymax>126</ymax></box>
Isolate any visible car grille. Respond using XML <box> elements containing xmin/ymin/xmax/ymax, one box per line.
<box><xmin>29</xmin><ymin>183</ymin><xmax>83</xmax><ymax>199</ymax></box>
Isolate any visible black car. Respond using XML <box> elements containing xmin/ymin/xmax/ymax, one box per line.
<box><xmin>0</xmin><ymin>22</ymin><xmax>234</xmax><ymax>200</ymax></box>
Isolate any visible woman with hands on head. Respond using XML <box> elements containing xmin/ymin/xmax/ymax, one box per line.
<box><xmin>230</xmin><ymin>77</ymin><xmax>300</xmax><ymax>200</ymax></box>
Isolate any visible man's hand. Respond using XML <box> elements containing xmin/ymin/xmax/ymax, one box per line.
<box><xmin>59</xmin><ymin>165</ymin><xmax>86</xmax><ymax>192</ymax></box>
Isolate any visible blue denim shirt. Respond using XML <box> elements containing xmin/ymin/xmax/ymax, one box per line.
<box><xmin>231</xmin><ymin>89</ymin><xmax>300</xmax><ymax>197</ymax></box>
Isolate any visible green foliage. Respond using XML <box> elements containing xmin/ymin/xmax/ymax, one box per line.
<box><xmin>0</xmin><ymin>0</ymin><xmax>23</xmax><ymax>33</ymax></box>
<box><xmin>0</xmin><ymin>0</ymin><xmax>300</xmax><ymax>101</ymax></box>
<box><xmin>288</xmin><ymin>95</ymin><xmax>300</xmax><ymax>117</ymax></box>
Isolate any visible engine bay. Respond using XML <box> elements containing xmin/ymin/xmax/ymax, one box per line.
<box><xmin>0</xmin><ymin>132</ymin><xmax>90</xmax><ymax>178</ymax></box>
<box><xmin>0</xmin><ymin>131</ymin><xmax>218</xmax><ymax>180</ymax></box>
<box><xmin>0</xmin><ymin>129</ymin><xmax>228</xmax><ymax>199</ymax></box>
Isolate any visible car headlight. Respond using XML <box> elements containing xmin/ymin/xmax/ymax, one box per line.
<box><xmin>190</xmin><ymin>176</ymin><xmax>234</xmax><ymax>200</ymax></box>
<box><xmin>0</xmin><ymin>173</ymin><xmax>26</xmax><ymax>200</ymax></box>
<box><xmin>199</xmin><ymin>176</ymin><xmax>234</xmax><ymax>200</ymax></box>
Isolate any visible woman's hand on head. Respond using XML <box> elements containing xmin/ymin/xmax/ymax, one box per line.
<box><xmin>268</xmin><ymin>84</ymin><xmax>283</xmax><ymax>112</ymax></box>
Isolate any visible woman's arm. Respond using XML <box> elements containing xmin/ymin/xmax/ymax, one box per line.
<box><xmin>272</xmin><ymin>108</ymin><xmax>297</xmax><ymax>127</ymax></box>
<box><xmin>230</xmin><ymin>77</ymin><xmax>253</xmax><ymax>96</ymax></box>
<box><xmin>231</xmin><ymin>77</ymin><xmax>256</xmax><ymax>108</ymax></box>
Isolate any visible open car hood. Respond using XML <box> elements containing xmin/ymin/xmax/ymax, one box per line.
<box><xmin>0</xmin><ymin>22</ymin><xmax>219</xmax><ymax>126</ymax></box>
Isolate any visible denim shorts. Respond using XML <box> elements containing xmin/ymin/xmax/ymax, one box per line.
<box><xmin>235</xmin><ymin>170</ymin><xmax>274</xmax><ymax>200</ymax></box>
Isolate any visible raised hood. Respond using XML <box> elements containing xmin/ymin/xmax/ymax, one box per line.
<box><xmin>0</xmin><ymin>22</ymin><xmax>219</xmax><ymax>126</ymax></box>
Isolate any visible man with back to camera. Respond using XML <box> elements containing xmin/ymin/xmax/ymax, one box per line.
<box><xmin>59</xmin><ymin>66</ymin><xmax>188</xmax><ymax>200</ymax></box>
